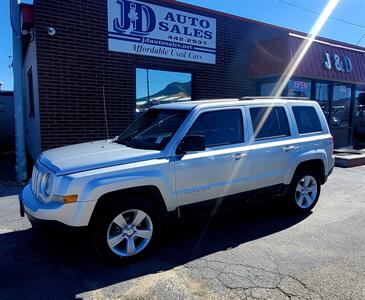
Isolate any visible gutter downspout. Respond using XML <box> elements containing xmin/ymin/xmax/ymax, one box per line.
<box><xmin>11</xmin><ymin>0</ymin><xmax>27</xmax><ymax>181</ymax></box>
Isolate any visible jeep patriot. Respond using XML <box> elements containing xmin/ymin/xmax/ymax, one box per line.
<box><xmin>21</xmin><ymin>98</ymin><xmax>335</xmax><ymax>262</ymax></box>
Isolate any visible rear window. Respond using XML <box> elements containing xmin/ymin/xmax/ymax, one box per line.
<box><xmin>292</xmin><ymin>106</ymin><xmax>322</xmax><ymax>134</ymax></box>
<box><xmin>250</xmin><ymin>106</ymin><xmax>290</xmax><ymax>140</ymax></box>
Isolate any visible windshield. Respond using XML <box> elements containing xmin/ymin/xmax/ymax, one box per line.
<box><xmin>116</xmin><ymin>109</ymin><xmax>189</xmax><ymax>150</ymax></box>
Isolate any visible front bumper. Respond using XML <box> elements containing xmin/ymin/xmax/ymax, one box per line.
<box><xmin>21</xmin><ymin>184</ymin><xmax>96</xmax><ymax>227</ymax></box>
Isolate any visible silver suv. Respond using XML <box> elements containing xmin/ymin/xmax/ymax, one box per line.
<box><xmin>21</xmin><ymin>98</ymin><xmax>334</xmax><ymax>262</ymax></box>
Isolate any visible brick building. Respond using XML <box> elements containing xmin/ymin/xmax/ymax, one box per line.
<box><xmin>18</xmin><ymin>0</ymin><xmax>365</xmax><ymax>162</ymax></box>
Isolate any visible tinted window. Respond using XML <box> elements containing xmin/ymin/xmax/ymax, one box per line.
<box><xmin>260</xmin><ymin>82</ymin><xmax>276</xmax><ymax>96</ymax></box>
<box><xmin>355</xmin><ymin>89</ymin><xmax>365</xmax><ymax>118</ymax></box>
<box><xmin>292</xmin><ymin>106</ymin><xmax>322</xmax><ymax>134</ymax></box>
<box><xmin>188</xmin><ymin>110</ymin><xmax>243</xmax><ymax>147</ymax></box>
<box><xmin>332</xmin><ymin>84</ymin><xmax>351</xmax><ymax>127</ymax></box>
<box><xmin>250</xmin><ymin>106</ymin><xmax>290</xmax><ymax>139</ymax></box>
<box><xmin>315</xmin><ymin>83</ymin><xmax>329</xmax><ymax>119</ymax></box>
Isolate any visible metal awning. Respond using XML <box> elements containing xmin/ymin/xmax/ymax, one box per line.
<box><xmin>249</xmin><ymin>34</ymin><xmax>365</xmax><ymax>85</ymax></box>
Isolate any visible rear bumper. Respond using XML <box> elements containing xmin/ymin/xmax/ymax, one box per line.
<box><xmin>22</xmin><ymin>184</ymin><xmax>96</xmax><ymax>227</ymax></box>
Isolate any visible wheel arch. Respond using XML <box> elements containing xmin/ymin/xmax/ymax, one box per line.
<box><xmin>293</xmin><ymin>159</ymin><xmax>326</xmax><ymax>184</ymax></box>
<box><xmin>88</xmin><ymin>185</ymin><xmax>168</xmax><ymax>227</ymax></box>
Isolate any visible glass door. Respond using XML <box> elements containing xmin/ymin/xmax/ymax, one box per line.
<box><xmin>314</xmin><ymin>82</ymin><xmax>330</xmax><ymax>120</ymax></box>
<box><xmin>331</xmin><ymin>84</ymin><xmax>352</xmax><ymax>148</ymax></box>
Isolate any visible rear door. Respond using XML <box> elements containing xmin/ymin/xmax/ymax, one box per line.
<box><xmin>173</xmin><ymin>107</ymin><xmax>252</xmax><ymax>207</ymax></box>
<box><xmin>247</xmin><ymin>105</ymin><xmax>296</xmax><ymax>189</ymax></box>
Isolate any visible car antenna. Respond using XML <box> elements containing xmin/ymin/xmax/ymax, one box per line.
<box><xmin>102</xmin><ymin>85</ymin><xmax>110</xmax><ymax>139</ymax></box>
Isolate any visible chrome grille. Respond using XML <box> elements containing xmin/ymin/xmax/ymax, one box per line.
<box><xmin>31</xmin><ymin>166</ymin><xmax>43</xmax><ymax>197</ymax></box>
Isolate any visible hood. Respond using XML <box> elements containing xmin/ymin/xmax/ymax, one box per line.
<box><xmin>39</xmin><ymin>140</ymin><xmax>162</xmax><ymax>175</ymax></box>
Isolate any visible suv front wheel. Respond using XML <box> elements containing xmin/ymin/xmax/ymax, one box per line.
<box><xmin>92</xmin><ymin>195</ymin><xmax>162</xmax><ymax>262</ymax></box>
<box><xmin>286</xmin><ymin>168</ymin><xmax>321</xmax><ymax>213</ymax></box>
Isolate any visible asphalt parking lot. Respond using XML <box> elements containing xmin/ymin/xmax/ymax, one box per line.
<box><xmin>0</xmin><ymin>166</ymin><xmax>364</xmax><ymax>300</ymax></box>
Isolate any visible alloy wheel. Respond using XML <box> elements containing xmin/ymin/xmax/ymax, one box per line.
<box><xmin>295</xmin><ymin>175</ymin><xmax>318</xmax><ymax>209</ymax></box>
<box><xmin>106</xmin><ymin>209</ymin><xmax>153</xmax><ymax>257</ymax></box>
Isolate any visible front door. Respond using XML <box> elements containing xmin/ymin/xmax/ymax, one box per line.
<box><xmin>174</xmin><ymin>108</ymin><xmax>252</xmax><ymax>207</ymax></box>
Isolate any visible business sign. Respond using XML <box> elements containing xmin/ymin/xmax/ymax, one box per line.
<box><xmin>107</xmin><ymin>0</ymin><xmax>216</xmax><ymax>64</ymax></box>
<box><xmin>293</xmin><ymin>80</ymin><xmax>308</xmax><ymax>90</ymax></box>
<box><xmin>324</xmin><ymin>52</ymin><xmax>353</xmax><ymax>73</ymax></box>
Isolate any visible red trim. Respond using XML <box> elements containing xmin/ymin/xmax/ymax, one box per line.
<box><xmin>249</xmin><ymin>35</ymin><xmax>365</xmax><ymax>84</ymax></box>
<box><xmin>20</xmin><ymin>4</ymin><xmax>34</xmax><ymax>30</ymax></box>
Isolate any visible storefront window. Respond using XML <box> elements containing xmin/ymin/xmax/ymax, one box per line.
<box><xmin>260</xmin><ymin>82</ymin><xmax>277</xmax><ymax>96</ymax></box>
<box><xmin>332</xmin><ymin>84</ymin><xmax>352</xmax><ymax>128</ymax></box>
<box><xmin>136</xmin><ymin>68</ymin><xmax>192</xmax><ymax>114</ymax></box>
<box><xmin>354</xmin><ymin>86</ymin><xmax>365</xmax><ymax>118</ymax></box>
<box><xmin>287</xmin><ymin>79</ymin><xmax>311</xmax><ymax>98</ymax></box>
<box><xmin>315</xmin><ymin>83</ymin><xmax>329</xmax><ymax>119</ymax></box>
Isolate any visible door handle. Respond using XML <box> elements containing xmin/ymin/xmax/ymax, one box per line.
<box><xmin>282</xmin><ymin>145</ymin><xmax>298</xmax><ymax>152</ymax></box>
<box><xmin>230</xmin><ymin>152</ymin><xmax>248</xmax><ymax>160</ymax></box>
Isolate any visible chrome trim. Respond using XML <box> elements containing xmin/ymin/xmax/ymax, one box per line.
<box><xmin>30</xmin><ymin>162</ymin><xmax>52</xmax><ymax>203</ymax></box>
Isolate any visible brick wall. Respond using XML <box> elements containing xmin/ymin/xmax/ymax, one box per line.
<box><xmin>33</xmin><ymin>0</ymin><xmax>288</xmax><ymax>150</ymax></box>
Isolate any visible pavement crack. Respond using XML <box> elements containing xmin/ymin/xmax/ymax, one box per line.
<box><xmin>184</xmin><ymin>257</ymin><xmax>323</xmax><ymax>299</ymax></box>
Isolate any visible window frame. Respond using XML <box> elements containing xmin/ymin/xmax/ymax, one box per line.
<box><xmin>174</xmin><ymin>107</ymin><xmax>246</xmax><ymax>154</ymax></box>
<box><xmin>292</xmin><ymin>105</ymin><xmax>323</xmax><ymax>135</ymax></box>
<box><xmin>248</xmin><ymin>105</ymin><xmax>292</xmax><ymax>141</ymax></box>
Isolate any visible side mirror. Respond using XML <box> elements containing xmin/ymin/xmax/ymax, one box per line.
<box><xmin>176</xmin><ymin>135</ymin><xmax>205</xmax><ymax>155</ymax></box>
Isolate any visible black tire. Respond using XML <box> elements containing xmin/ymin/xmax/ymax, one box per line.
<box><xmin>29</xmin><ymin>219</ymin><xmax>46</xmax><ymax>231</ymax></box>
<box><xmin>91</xmin><ymin>195</ymin><xmax>162</xmax><ymax>263</ymax></box>
<box><xmin>285</xmin><ymin>168</ymin><xmax>321</xmax><ymax>214</ymax></box>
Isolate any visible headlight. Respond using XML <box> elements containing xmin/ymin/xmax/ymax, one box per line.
<box><xmin>38</xmin><ymin>172</ymin><xmax>78</xmax><ymax>204</ymax></box>
<box><xmin>41</xmin><ymin>173</ymin><xmax>54</xmax><ymax>197</ymax></box>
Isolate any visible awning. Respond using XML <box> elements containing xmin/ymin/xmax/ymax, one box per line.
<box><xmin>249</xmin><ymin>34</ymin><xmax>365</xmax><ymax>85</ymax></box>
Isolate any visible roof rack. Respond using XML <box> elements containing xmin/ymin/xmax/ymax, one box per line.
<box><xmin>239</xmin><ymin>96</ymin><xmax>309</xmax><ymax>101</ymax></box>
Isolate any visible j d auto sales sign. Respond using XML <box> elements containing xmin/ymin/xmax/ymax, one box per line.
<box><xmin>108</xmin><ymin>0</ymin><xmax>217</xmax><ymax>64</ymax></box>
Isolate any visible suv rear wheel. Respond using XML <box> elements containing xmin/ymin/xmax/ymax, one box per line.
<box><xmin>286</xmin><ymin>168</ymin><xmax>321</xmax><ymax>213</ymax></box>
<box><xmin>92</xmin><ymin>195</ymin><xmax>162</xmax><ymax>262</ymax></box>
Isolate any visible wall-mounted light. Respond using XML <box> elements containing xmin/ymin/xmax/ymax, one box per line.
<box><xmin>47</xmin><ymin>27</ymin><xmax>56</xmax><ymax>36</ymax></box>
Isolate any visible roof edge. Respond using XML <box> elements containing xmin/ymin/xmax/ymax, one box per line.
<box><xmin>159</xmin><ymin>0</ymin><xmax>365</xmax><ymax>51</ymax></box>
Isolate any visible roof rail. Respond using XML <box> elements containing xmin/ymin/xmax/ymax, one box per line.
<box><xmin>239</xmin><ymin>96</ymin><xmax>309</xmax><ymax>101</ymax></box>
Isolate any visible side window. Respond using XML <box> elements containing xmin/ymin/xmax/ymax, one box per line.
<box><xmin>292</xmin><ymin>106</ymin><xmax>322</xmax><ymax>134</ymax></box>
<box><xmin>250</xmin><ymin>106</ymin><xmax>290</xmax><ymax>140</ymax></box>
<box><xmin>188</xmin><ymin>109</ymin><xmax>243</xmax><ymax>147</ymax></box>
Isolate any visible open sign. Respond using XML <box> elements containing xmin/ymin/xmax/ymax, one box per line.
<box><xmin>294</xmin><ymin>81</ymin><xmax>308</xmax><ymax>89</ymax></box>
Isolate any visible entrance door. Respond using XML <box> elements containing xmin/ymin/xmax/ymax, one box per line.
<box><xmin>331</xmin><ymin>84</ymin><xmax>352</xmax><ymax>148</ymax></box>
<box><xmin>314</xmin><ymin>82</ymin><xmax>353</xmax><ymax>148</ymax></box>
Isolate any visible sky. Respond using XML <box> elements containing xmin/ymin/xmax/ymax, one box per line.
<box><xmin>1</xmin><ymin>0</ymin><xmax>365</xmax><ymax>91</ymax></box>
<box><xmin>136</xmin><ymin>68</ymin><xmax>191</xmax><ymax>100</ymax></box>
